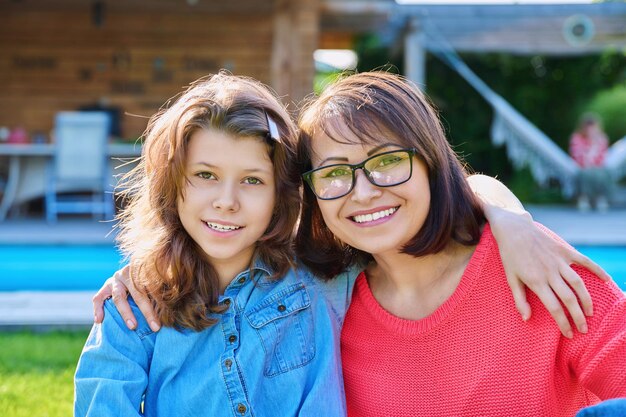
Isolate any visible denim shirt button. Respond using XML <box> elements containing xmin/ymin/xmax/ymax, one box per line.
<box><xmin>237</xmin><ymin>403</ymin><xmax>247</xmax><ymax>414</ymax></box>
<box><xmin>228</xmin><ymin>334</ymin><xmax>237</xmax><ymax>343</ymax></box>
<box><xmin>277</xmin><ymin>304</ymin><xmax>286</xmax><ymax>312</ymax></box>
<box><xmin>223</xmin><ymin>299</ymin><xmax>231</xmax><ymax>307</ymax></box>
<box><xmin>237</xmin><ymin>277</ymin><xmax>246</xmax><ymax>284</ymax></box>
<box><xmin>224</xmin><ymin>359</ymin><xmax>232</xmax><ymax>371</ymax></box>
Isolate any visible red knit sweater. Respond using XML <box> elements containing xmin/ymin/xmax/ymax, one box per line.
<box><xmin>341</xmin><ymin>225</ymin><xmax>626</xmax><ymax>417</ymax></box>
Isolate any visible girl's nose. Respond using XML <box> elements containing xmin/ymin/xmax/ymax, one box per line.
<box><xmin>212</xmin><ymin>183</ymin><xmax>240</xmax><ymax>212</ymax></box>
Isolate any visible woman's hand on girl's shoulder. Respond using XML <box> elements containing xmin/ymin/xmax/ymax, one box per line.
<box><xmin>490</xmin><ymin>208</ymin><xmax>611</xmax><ymax>339</ymax></box>
<box><xmin>92</xmin><ymin>265</ymin><xmax>161</xmax><ymax>332</ymax></box>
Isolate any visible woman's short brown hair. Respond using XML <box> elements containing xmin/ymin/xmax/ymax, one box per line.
<box><xmin>296</xmin><ymin>71</ymin><xmax>484</xmax><ymax>279</ymax></box>
<box><xmin>117</xmin><ymin>72</ymin><xmax>300</xmax><ymax>330</ymax></box>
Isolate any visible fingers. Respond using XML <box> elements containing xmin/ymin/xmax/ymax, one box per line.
<box><xmin>570</xmin><ymin>252</ymin><xmax>611</xmax><ymax>282</ymax></box>
<box><xmin>549</xmin><ymin>274</ymin><xmax>588</xmax><ymax>336</ymax></box>
<box><xmin>111</xmin><ymin>277</ymin><xmax>136</xmax><ymax>330</ymax></box>
<box><xmin>92</xmin><ymin>265</ymin><xmax>161</xmax><ymax>332</ymax></box>
<box><xmin>560</xmin><ymin>263</ymin><xmax>593</xmax><ymax>317</ymax></box>
<box><xmin>132</xmin><ymin>290</ymin><xmax>161</xmax><ymax>332</ymax></box>
<box><xmin>508</xmin><ymin>278</ymin><xmax>531</xmax><ymax>321</ymax></box>
<box><xmin>125</xmin><ymin>266</ymin><xmax>160</xmax><ymax>332</ymax></box>
<box><xmin>92</xmin><ymin>277</ymin><xmax>114</xmax><ymax>323</ymax></box>
<box><xmin>532</xmin><ymin>287</ymin><xmax>574</xmax><ymax>339</ymax></box>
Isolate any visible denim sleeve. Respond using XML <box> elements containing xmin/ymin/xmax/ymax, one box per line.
<box><xmin>575</xmin><ymin>399</ymin><xmax>626</xmax><ymax>417</ymax></box>
<box><xmin>74</xmin><ymin>299</ymin><xmax>153</xmax><ymax>417</ymax></box>
<box><xmin>305</xmin><ymin>263</ymin><xmax>361</xmax><ymax>325</ymax></box>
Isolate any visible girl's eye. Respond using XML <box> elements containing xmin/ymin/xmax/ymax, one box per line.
<box><xmin>243</xmin><ymin>177</ymin><xmax>263</xmax><ymax>185</ymax></box>
<box><xmin>196</xmin><ymin>171</ymin><xmax>216</xmax><ymax>180</ymax></box>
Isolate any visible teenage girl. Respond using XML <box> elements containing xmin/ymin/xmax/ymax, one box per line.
<box><xmin>75</xmin><ymin>73</ymin><xmax>349</xmax><ymax>416</ymax></box>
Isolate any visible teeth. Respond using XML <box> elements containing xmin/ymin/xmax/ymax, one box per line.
<box><xmin>352</xmin><ymin>207</ymin><xmax>397</xmax><ymax>224</ymax></box>
<box><xmin>206</xmin><ymin>222</ymin><xmax>242</xmax><ymax>232</ymax></box>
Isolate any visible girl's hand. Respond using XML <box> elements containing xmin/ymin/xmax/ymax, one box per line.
<box><xmin>489</xmin><ymin>207</ymin><xmax>611</xmax><ymax>339</ymax></box>
<box><xmin>92</xmin><ymin>265</ymin><xmax>161</xmax><ymax>332</ymax></box>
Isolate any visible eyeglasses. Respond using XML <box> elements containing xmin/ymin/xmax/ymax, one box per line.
<box><xmin>302</xmin><ymin>148</ymin><xmax>417</xmax><ymax>200</ymax></box>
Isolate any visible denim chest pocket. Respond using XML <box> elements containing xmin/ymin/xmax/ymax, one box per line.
<box><xmin>246</xmin><ymin>283</ymin><xmax>315</xmax><ymax>377</ymax></box>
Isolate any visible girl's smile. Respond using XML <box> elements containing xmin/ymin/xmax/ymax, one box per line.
<box><xmin>204</xmin><ymin>220</ymin><xmax>244</xmax><ymax>234</ymax></box>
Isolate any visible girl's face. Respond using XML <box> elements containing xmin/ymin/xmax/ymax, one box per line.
<box><xmin>178</xmin><ymin>128</ymin><xmax>276</xmax><ymax>274</ymax></box>
<box><xmin>309</xmin><ymin>124</ymin><xmax>431</xmax><ymax>257</ymax></box>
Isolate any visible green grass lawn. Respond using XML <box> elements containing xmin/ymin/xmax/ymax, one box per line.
<box><xmin>0</xmin><ymin>330</ymin><xmax>89</xmax><ymax>417</ymax></box>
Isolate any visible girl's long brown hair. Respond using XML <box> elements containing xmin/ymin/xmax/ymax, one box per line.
<box><xmin>116</xmin><ymin>72</ymin><xmax>300</xmax><ymax>331</ymax></box>
<box><xmin>296</xmin><ymin>71</ymin><xmax>484</xmax><ymax>279</ymax></box>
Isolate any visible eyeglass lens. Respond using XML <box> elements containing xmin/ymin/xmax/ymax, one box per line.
<box><xmin>309</xmin><ymin>150</ymin><xmax>412</xmax><ymax>199</ymax></box>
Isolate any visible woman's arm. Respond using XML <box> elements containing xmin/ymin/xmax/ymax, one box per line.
<box><xmin>467</xmin><ymin>174</ymin><xmax>611</xmax><ymax>338</ymax></box>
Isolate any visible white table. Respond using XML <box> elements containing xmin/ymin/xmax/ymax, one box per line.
<box><xmin>0</xmin><ymin>143</ymin><xmax>142</xmax><ymax>221</ymax></box>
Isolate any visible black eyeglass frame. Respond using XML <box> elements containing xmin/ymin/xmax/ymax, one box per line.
<box><xmin>302</xmin><ymin>148</ymin><xmax>418</xmax><ymax>200</ymax></box>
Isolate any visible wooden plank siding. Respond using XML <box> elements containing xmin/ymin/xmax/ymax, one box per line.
<box><xmin>0</xmin><ymin>0</ymin><xmax>319</xmax><ymax>140</ymax></box>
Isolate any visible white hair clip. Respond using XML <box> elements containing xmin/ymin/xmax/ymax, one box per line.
<box><xmin>266</xmin><ymin>112</ymin><xmax>281</xmax><ymax>143</ymax></box>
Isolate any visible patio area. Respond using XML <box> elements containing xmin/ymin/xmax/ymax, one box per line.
<box><xmin>0</xmin><ymin>205</ymin><xmax>625</xmax><ymax>328</ymax></box>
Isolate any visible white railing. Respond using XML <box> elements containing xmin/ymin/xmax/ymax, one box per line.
<box><xmin>423</xmin><ymin>25</ymin><xmax>582</xmax><ymax>196</ymax></box>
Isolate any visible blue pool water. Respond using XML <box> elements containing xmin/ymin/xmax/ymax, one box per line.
<box><xmin>0</xmin><ymin>245</ymin><xmax>624</xmax><ymax>291</ymax></box>
<box><xmin>0</xmin><ymin>245</ymin><xmax>126</xmax><ymax>291</ymax></box>
<box><xmin>577</xmin><ymin>246</ymin><xmax>626</xmax><ymax>291</ymax></box>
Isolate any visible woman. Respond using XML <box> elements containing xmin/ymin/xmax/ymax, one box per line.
<box><xmin>296</xmin><ymin>72</ymin><xmax>625</xmax><ymax>415</ymax></box>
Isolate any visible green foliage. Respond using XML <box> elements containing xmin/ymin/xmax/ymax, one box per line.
<box><xmin>353</xmin><ymin>34</ymin><xmax>402</xmax><ymax>74</ymax></box>
<box><xmin>0</xmin><ymin>330</ymin><xmax>89</xmax><ymax>417</ymax></box>
<box><xmin>352</xmin><ymin>36</ymin><xmax>626</xmax><ymax>202</ymax></box>
<box><xmin>314</xmin><ymin>71</ymin><xmax>345</xmax><ymax>95</ymax></box>
<box><xmin>586</xmin><ymin>83</ymin><xmax>626</xmax><ymax>140</ymax></box>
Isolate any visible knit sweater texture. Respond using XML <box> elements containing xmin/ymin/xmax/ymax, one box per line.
<box><xmin>341</xmin><ymin>224</ymin><xmax>626</xmax><ymax>417</ymax></box>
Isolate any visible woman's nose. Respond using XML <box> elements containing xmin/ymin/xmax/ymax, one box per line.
<box><xmin>350</xmin><ymin>169</ymin><xmax>381</xmax><ymax>203</ymax></box>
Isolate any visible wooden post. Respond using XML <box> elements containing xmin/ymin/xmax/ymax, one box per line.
<box><xmin>271</xmin><ymin>0</ymin><xmax>319</xmax><ymax>108</ymax></box>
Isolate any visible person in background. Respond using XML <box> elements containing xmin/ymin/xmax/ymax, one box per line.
<box><xmin>569</xmin><ymin>113</ymin><xmax>612</xmax><ymax>212</ymax></box>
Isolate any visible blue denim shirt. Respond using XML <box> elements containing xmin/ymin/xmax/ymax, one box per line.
<box><xmin>74</xmin><ymin>262</ymin><xmax>358</xmax><ymax>417</ymax></box>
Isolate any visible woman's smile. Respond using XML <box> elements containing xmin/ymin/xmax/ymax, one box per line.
<box><xmin>348</xmin><ymin>206</ymin><xmax>399</xmax><ymax>226</ymax></box>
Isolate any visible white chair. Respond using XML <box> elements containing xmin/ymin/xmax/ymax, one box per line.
<box><xmin>45</xmin><ymin>111</ymin><xmax>114</xmax><ymax>223</ymax></box>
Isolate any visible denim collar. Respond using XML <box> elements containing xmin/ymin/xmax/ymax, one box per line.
<box><xmin>228</xmin><ymin>258</ymin><xmax>274</xmax><ymax>288</ymax></box>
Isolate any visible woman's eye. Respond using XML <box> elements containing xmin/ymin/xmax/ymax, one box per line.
<box><xmin>196</xmin><ymin>171</ymin><xmax>216</xmax><ymax>180</ymax></box>
<box><xmin>377</xmin><ymin>155</ymin><xmax>402</xmax><ymax>167</ymax></box>
<box><xmin>323</xmin><ymin>167</ymin><xmax>351</xmax><ymax>178</ymax></box>
<box><xmin>243</xmin><ymin>177</ymin><xmax>263</xmax><ymax>185</ymax></box>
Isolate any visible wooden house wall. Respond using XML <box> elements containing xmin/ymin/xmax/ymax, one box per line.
<box><xmin>0</xmin><ymin>0</ymin><xmax>318</xmax><ymax>140</ymax></box>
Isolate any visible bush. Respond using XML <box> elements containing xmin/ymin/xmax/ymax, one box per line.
<box><xmin>586</xmin><ymin>83</ymin><xmax>626</xmax><ymax>141</ymax></box>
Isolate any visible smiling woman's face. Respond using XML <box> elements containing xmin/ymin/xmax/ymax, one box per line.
<box><xmin>309</xmin><ymin>122</ymin><xmax>431</xmax><ymax>258</ymax></box>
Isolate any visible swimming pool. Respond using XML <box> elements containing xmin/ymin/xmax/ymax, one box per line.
<box><xmin>0</xmin><ymin>245</ymin><xmax>125</xmax><ymax>291</ymax></box>
<box><xmin>577</xmin><ymin>246</ymin><xmax>626</xmax><ymax>291</ymax></box>
<box><xmin>0</xmin><ymin>244</ymin><xmax>624</xmax><ymax>291</ymax></box>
